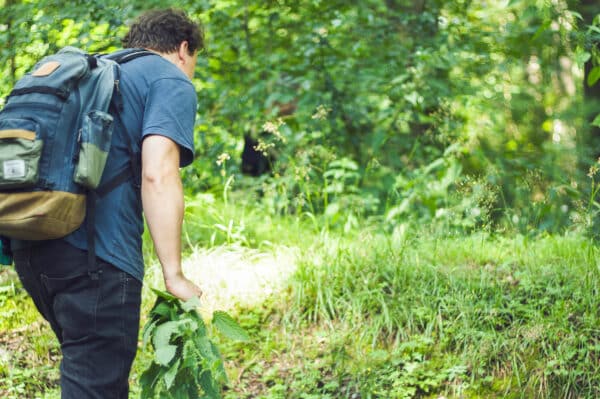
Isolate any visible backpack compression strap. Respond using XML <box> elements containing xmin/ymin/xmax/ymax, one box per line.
<box><xmin>7</xmin><ymin>86</ymin><xmax>69</xmax><ymax>101</ymax></box>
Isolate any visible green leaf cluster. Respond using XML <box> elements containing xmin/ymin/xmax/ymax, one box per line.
<box><xmin>2</xmin><ymin>0</ymin><xmax>600</xmax><ymax>234</ymax></box>
<box><xmin>139</xmin><ymin>289</ymin><xmax>249</xmax><ymax>399</ymax></box>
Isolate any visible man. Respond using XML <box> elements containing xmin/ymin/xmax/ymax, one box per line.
<box><xmin>11</xmin><ymin>9</ymin><xmax>203</xmax><ymax>398</ymax></box>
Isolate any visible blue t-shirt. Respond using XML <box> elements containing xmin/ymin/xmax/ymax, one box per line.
<box><xmin>64</xmin><ymin>51</ymin><xmax>197</xmax><ymax>281</ymax></box>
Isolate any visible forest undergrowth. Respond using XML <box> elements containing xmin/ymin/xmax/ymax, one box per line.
<box><xmin>0</xmin><ymin>197</ymin><xmax>599</xmax><ymax>398</ymax></box>
<box><xmin>1</xmin><ymin>0</ymin><xmax>600</xmax><ymax>397</ymax></box>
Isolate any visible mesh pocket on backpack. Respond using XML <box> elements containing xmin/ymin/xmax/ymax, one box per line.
<box><xmin>0</xmin><ymin>119</ymin><xmax>43</xmax><ymax>189</ymax></box>
<box><xmin>74</xmin><ymin>110</ymin><xmax>114</xmax><ymax>189</ymax></box>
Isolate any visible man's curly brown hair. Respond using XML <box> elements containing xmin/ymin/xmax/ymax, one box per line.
<box><xmin>122</xmin><ymin>9</ymin><xmax>204</xmax><ymax>55</ymax></box>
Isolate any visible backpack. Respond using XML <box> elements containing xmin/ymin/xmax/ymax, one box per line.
<box><xmin>0</xmin><ymin>46</ymin><xmax>153</xmax><ymax>242</ymax></box>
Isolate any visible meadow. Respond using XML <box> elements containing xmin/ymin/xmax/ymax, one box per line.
<box><xmin>1</xmin><ymin>195</ymin><xmax>599</xmax><ymax>398</ymax></box>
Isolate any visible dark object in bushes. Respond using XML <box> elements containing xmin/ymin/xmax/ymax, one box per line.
<box><xmin>241</xmin><ymin>99</ymin><xmax>295</xmax><ymax>177</ymax></box>
<box><xmin>241</xmin><ymin>134</ymin><xmax>275</xmax><ymax>176</ymax></box>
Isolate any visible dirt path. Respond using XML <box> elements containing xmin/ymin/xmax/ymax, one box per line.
<box><xmin>0</xmin><ymin>245</ymin><xmax>300</xmax><ymax>398</ymax></box>
<box><xmin>147</xmin><ymin>245</ymin><xmax>299</xmax><ymax>314</ymax></box>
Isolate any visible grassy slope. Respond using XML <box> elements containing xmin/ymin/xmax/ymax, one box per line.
<box><xmin>215</xmin><ymin>230</ymin><xmax>599</xmax><ymax>399</ymax></box>
<box><xmin>0</xmin><ymin>200</ymin><xmax>599</xmax><ymax>398</ymax></box>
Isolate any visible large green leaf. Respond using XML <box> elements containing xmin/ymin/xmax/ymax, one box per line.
<box><xmin>212</xmin><ymin>311</ymin><xmax>250</xmax><ymax>342</ymax></box>
<box><xmin>195</xmin><ymin>336</ymin><xmax>219</xmax><ymax>364</ymax></box>
<box><xmin>181</xmin><ymin>295</ymin><xmax>202</xmax><ymax>312</ymax></box>
<box><xmin>142</xmin><ymin>319</ymin><xmax>158</xmax><ymax>347</ymax></box>
<box><xmin>575</xmin><ymin>48</ymin><xmax>592</xmax><ymax>67</ymax></box>
<box><xmin>140</xmin><ymin>362</ymin><xmax>161</xmax><ymax>398</ymax></box>
<box><xmin>588</xmin><ymin>66</ymin><xmax>600</xmax><ymax>87</ymax></box>
<box><xmin>155</xmin><ymin>345</ymin><xmax>177</xmax><ymax>366</ymax></box>
<box><xmin>210</xmin><ymin>341</ymin><xmax>228</xmax><ymax>383</ymax></box>
<box><xmin>199</xmin><ymin>370</ymin><xmax>221</xmax><ymax>399</ymax></box>
<box><xmin>153</xmin><ymin>321</ymin><xmax>183</xmax><ymax>351</ymax></box>
<box><xmin>152</xmin><ymin>301</ymin><xmax>175</xmax><ymax>319</ymax></box>
<box><xmin>163</xmin><ymin>358</ymin><xmax>181</xmax><ymax>389</ymax></box>
<box><xmin>152</xmin><ymin>288</ymin><xmax>178</xmax><ymax>302</ymax></box>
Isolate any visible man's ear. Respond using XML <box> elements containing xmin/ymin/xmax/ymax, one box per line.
<box><xmin>178</xmin><ymin>41</ymin><xmax>190</xmax><ymax>62</ymax></box>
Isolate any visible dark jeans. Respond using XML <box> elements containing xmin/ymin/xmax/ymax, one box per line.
<box><xmin>13</xmin><ymin>240</ymin><xmax>142</xmax><ymax>399</ymax></box>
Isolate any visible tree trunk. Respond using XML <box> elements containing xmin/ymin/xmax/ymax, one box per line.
<box><xmin>576</xmin><ymin>0</ymin><xmax>600</xmax><ymax>160</ymax></box>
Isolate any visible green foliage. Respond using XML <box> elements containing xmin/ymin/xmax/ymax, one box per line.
<box><xmin>3</xmin><ymin>2</ymin><xmax>600</xmax><ymax>395</ymax></box>
<box><xmin>285</xmin><ymin>231</ymin><xmax>600</xmax><ymax>397</ymax></box>
<box><xmin>0</xmin><ymin>271</ymin><xmax>59</xmax><ymax>399</ymax></box>
<box><xmin>1</xmin><ymin>0</ymin><xmax>599</xmax><ymax>233</ymax></box>
<box><xmin>139</xmin><ymin>289</ymin><xmax>248</xmax><ymax>399</ymax></box>
<box><xmin>176</xmin><ymin>0</ymin><xmax>598</xmax><ymax>236</ymax></box>
<box><xmin>573</xmin><ymin>158</ymin><xmax>600</xmax><ymax>239</ymax></box>
<box><xmin>3</xmin><ymin>207</ymin><xmax>600</xmax><ymax>397</ymax></box>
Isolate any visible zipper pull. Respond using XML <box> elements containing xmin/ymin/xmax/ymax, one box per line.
<box><xmin>114</xmin><ymin>79</ymin><xmax>124</xmax><ymax>112</ymax></box>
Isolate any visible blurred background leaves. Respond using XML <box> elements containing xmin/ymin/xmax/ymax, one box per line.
<box><xmin>1</xmin><ymin>0</ymin><xmax>600</xmax><ymax>236</ymax></box>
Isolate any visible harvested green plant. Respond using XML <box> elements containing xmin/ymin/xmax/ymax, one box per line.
<box><xmin>140</xmin><ymin>289</ymin><xmax>249</xmax><ymax>399</ymax></box>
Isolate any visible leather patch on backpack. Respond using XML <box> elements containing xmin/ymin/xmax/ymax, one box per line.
<box><xmin>32</xmin><ymin>61</ymin><xmax>61</xmax><ymax>77</ymax></box>
<box><xmin>0</xmin><ymin>129</ymin><xmax>36</xmax><ymax>140</ymax></box>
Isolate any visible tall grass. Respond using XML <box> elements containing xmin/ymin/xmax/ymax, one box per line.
<box><xmin>288</xmin><ymin>231</ymin><xmax>600</xmax><ymax>397</ymax></box>
<box><xmin>3</xmin><ymin>192</ymin><xmax>600</xmax><ymax>398</ymax></box>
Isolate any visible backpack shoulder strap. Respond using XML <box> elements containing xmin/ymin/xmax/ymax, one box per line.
<box><xmin>85</xmin><ymin>49</ymin><xmax>158</xmax><ymax>277</ymax></box>
<box><xmin>94</xmin><ymin>49</ymin><xmax>157</xmax><ymax>198</ymax></box>
<box><xmin>102</xmin><ymin>48</ymin><xmax>156</xmax><ymax>111</ymax></box>
<box><xmin>102</xmin><ymin>48</ymin><xmax>157</xmax><ymax>65</ymax></box>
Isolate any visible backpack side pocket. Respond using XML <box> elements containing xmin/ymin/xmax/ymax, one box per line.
<box><xmin>74</xmin><ymin>110</ymin><xmax>113</xmax><ymax>189</ymax></box>
<box><xmin>0</xmin><ymin>119</ymin><xmax>43</xmax><ymax>189</ymax></box>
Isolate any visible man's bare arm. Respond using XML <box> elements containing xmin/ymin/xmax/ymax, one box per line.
<box><xmin>141</xmin><ymin>134</ymin><xmax>202</xmax><ymax>301</ymax></box>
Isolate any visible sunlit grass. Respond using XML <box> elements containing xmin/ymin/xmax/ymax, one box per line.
<box><xmin>0</xmin><ymin>270</ymin><xmax>59</xmax><ymax>399</ymax></box>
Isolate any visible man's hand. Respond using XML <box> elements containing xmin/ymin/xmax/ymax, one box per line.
<box><xmin>165</xmin><ymin>271</ymin><xmax>203</xmax><ymax>301</ymax></box>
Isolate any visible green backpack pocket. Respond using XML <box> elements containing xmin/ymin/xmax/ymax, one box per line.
<box><xmin>74</xmin><ymin>110</ymin><xmax>114</xmax><ymax>189</ymax></box>
<box><xmin>0</xmin><ymin>119</ymin><xmax>43</xmax><ymax>189</ymax></box>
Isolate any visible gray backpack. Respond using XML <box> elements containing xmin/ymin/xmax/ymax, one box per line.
<box><xmin>0</xmin><ymin>46</ymin><xmax>153</xmax><ymax>241</ymax></box>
